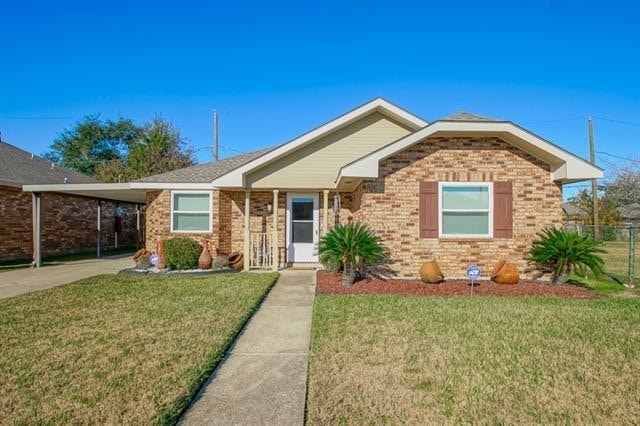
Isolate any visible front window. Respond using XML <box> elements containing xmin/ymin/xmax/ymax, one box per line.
<box><xmin>171</xmin><ymin>191</ymin><xmax>212</xmax><ymax>232</ymax></box>
<box><xmin>439</xmin><ymin>183</ymin><xmax>492</xmax><ymax>238</ymax></box>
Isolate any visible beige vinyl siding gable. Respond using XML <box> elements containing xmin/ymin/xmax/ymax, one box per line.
<box><xmin>246</xmin><ymin>112</ymin><xmax>412</xmax><ymax>189</ymax></box>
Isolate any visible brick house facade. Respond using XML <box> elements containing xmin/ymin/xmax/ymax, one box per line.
<box><xmin>34</xmin><ymin>98</ymin><xmax>601</xmax><ymax>277</ymax></box>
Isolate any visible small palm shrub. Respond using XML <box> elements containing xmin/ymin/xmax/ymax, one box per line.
<box><xmin>164</xmin><ymin>237</ymin><xmax>202</xmax><ymax>270</ymax></box>
<box><xmin>529</xmin><ymin>227</ymin><xmax>606</xmax><ymax>283</ymax></box>
<box><xmin>318</xmin><ymin>222</ymin><xmax>385</xmax><ymax>286</ymax></box>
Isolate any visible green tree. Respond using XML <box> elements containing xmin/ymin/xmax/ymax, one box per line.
<box><xmin>568</xmin><ymin>189</ymin><xmax>620</xmax><ymax>226</ymax></box>
<box><xmin>45</xmin><ymin>116</ymin><xmax>142</xmax><ymax>177</ymax></box>
<box><xmin>95</xmin><ymin>118</ymin><xmax>195</xmax><ymax>182</ymax></box>
<box><xmin>46</xmin><ymin>116</ymin><xmax>195</xmax><ymax>182</ymax></box>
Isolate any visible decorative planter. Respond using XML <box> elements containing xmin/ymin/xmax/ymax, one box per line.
<box><xmin>198</xmin><ymin>239</ymin><xmax>213</xmax><ymax>269</ymax></box>
<box><xmin>156</xmin><ymin>239</ymin><xmax>167</xmax><ymax>269</ymax></box>
<box><xmin>491</xmin><ymin>260</ymin><xmax>520</xmax><ymax>285</ymax></box>
<box><xmin>419</xmin><ymin>260</ymin><xmax>444</xmax><ymax>284</ymax></box>
<box><xmin>227</xmin><ymin>251</ymin><xmax>244</xmax><ymax>270</ymax></box>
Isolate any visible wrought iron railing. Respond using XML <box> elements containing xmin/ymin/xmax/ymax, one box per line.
<box><xmin>249</xmin><ymin>232</ymin><xmax>273</xmax><ymax>269</ymax></box>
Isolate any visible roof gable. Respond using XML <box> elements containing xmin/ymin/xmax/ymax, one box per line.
<box><xmin>210</xmin><ymin>97</ymin><xmax>428</xmax><ymax>188</ymax></box>
<box><xmin>339</xmin><ymin>120</ymin><xmax>603</xmax><ymax>184</ymax></box>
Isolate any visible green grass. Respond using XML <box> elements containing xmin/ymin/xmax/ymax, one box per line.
<box><xmin>600</xmin><ymin>240</ymin><xmax>639</xmax><ymax>284</ymax></box>
<box><xmin>0</xmin><ymin>272</ymin><xmax>278</xmax><ymax>424</ymax></box>
<box><xmin>307</xmin><ymin>295</ymin><xmax>640</xmax><ymax>424</ymax></box>
<box><xmin>568</xmin><ymin>273</ymin><xmax>628</xmax><ymax>295</ymax></box>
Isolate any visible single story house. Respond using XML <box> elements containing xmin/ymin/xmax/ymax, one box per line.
<box><xmin>0</xmin><ymin>140</ymin><xmax>140</xmax><ymax>264</ymax></box>
<box><xmin>24</xmin><ymin>98</ymin><xmax>603</xmax><ymax>277</ymax></box>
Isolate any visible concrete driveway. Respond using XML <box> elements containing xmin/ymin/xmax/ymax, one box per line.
<box><xmin>0</xmin><ymin>254</ymin><xmax>132</xmax><ymax>300</ymax></box>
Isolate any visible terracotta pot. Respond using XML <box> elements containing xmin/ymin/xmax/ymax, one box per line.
<box><xmin>227</xmin><ymin>251</ymin><xmax>244</xmax><ymax>270</ymax></box>
<box><xmin>490</xmin><ymin>260</ymin><xmax>506</xmax><ymax>279</ymax></box>
<box><xmin>198</xmin><ymin>240</ymin><xmax>213</xmax><ymax>269</ymax></box>
<box><xmin>133</xmin><ymin>248</ymin><xmax>151</xmax><ymax>268</ymax></box>
<box><xmin>494</xmin><ymin>262</ymin><xmax>519</xmax><ymax>285</ymax></box>
<box><xmin>156</xmin><ymin>239</ymin><xmax>167</xmax><ymax>269</ymax></box>
<box><xmin>419</xmin><ymin>260</ymin><xmax>444</xmax><ymax>284</ymax></box>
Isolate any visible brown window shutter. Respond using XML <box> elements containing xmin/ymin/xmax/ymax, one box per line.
<box><xmin>419</xmin><ymin>181</ymin><xmax>438</xmax><ymax>238</ymax></box>
<box><xmin>493</xmin><ymin>181</ymin><xmax>513</xmax><ymax>238</ymax></box>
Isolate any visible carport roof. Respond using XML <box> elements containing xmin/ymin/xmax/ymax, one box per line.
<box><xmin>0</xmin><ymin>141</ymin><xmax>97</xmax><ymax>188</ymax></box>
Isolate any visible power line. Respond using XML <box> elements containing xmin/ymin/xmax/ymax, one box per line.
<box><xmin>593</xmin><ymin>116</ymin><xmax>640</xmax><ymax>128</ymax></box>
<box><xmin>0</xmin><ymin>115</ymin><xmax>74</xmax><ymax>120</ymax></box>
<box><xmin>596</xmin><ymin>151</ymin><xmax>640</xmax><ymax>164</ymax></box>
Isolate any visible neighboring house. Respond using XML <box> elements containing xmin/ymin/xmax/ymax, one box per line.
<box><xmin>24</xmin><ymin>98</ymin><xmax>603</xmax><ymax>277</ymax></box>
<box><xmin>0</xmin><ymin>141</ymin><xmax>139</xmax><ymax>263</ymax></box>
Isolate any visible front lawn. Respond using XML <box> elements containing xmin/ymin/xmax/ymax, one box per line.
<box><xmin>307</xmin><ymin>295</ymin><xmax>640</xmax><ymax>424</ymax></box>
<box><xmin>0</xmin><ymin>272</ymin><xmax>278</xmax><ymax>424</ymax></box>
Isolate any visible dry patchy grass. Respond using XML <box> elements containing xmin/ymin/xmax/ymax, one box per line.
<box><xmin>0</xmin><ymin>272</ymin><xmax>277</xmax><ymax>424</ymax></box>
<box><xmin>307</xmin><ymin>295</ymin><xmax>640</xmax><ymax>424</ymax></box>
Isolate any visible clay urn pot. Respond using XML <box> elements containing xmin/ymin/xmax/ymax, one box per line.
<box><xmin>494</xmin><ymin>262</ymin><xmax>520</xmax><ymax>285</ymax></box>
<box><xmin>419</xmin><ymin>260</ymin><xmax>444</xmax><ymax>284</ymax></box>
<box><xmin>198</xmin><ymin>239</ymin><xmax>213</xmax><ymax>269</ymax></box>
<box><xmin>227</xmin><ymin>251</ymin><xmax>244</xmax><ymax>270</ymax></box>
<box><xmin>132</xmin><ymin>248</ymin><xmax>146</xmax><ymax>266</ymax></box>
<box><xmin>156</xmin><ymin>239</ymin><xmax>167</xmax><ymax>269</ymax></box>
<box><xmin>490</xmin><ymin>260</ymin><xmax>506</xmax><ymax>280</ymax></box>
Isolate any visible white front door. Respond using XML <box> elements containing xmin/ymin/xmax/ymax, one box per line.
<box><xmin>286</xmin><ymin>193</ymin><xmax>319</xmax><ymax>263</ymax></box>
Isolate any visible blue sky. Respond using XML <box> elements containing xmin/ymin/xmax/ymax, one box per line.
<box><xmin>1</xmin><ymin>0</ymin><xmax>638</xmax><ymax>197</ymax></box>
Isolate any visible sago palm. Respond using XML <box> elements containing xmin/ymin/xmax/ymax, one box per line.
<box><xmin>529</xmin><ymin>227</ymin><xmax>606</xmax><ymax>283</ymax></box>
<box><xmin>318</xmin><ymin>222</ymin><xmax>385</xmax><ymax>286</ymax></box>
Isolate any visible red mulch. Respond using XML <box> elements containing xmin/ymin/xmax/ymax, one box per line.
<box><xmin>316</xmin><ymin>271</ymin><xmax>594</xmax><ymax>299</ymax></box>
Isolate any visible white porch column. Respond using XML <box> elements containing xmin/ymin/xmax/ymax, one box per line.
<box><xmin>272</xmin><ymin>189</ymin><xmax>279</xmax><ymax>271</ymax></box>
<box><xmin>243</xmin><ymin>190</ymin><xmax>250</xmax><ymax>271</ymax></box>
<box><xmin>32</xmin><ymin>192</ymin><xmax>41</xmax><ymax>267</ymax></box>
<box><xmin>322</xmin><ymin>189</ymin><xmax>329</xmax><ymax>236</ymax></box>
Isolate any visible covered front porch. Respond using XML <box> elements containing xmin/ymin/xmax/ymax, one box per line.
<box><xmin>238</xmin><ymin>188</ymin><xmax>354</xmax><ymax>271</ymax></box>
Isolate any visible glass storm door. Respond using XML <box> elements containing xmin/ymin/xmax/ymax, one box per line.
<box><xmin>287</xmin><ymin>193</ymin><xmax>319</xmax><ymax>262</ymax></box>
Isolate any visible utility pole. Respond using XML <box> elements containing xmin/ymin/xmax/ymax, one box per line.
<box><xmin>588</xmin><ymin>116</ymin><xmax>600</xmax><ymax>240</ymax></box>
<box><xmin>213</xmin><ymin>110</ymin><xmax>219</xmax><ymax>162</ymax></box>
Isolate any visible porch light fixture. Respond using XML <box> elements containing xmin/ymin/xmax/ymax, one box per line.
<box><xmin>267</xmin><ymin>202</ymin><xmax>273</xmax><ymax>213</ymax></box>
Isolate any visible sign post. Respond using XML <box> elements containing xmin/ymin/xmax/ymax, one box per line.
<box><xmin>466</xmin><ymin>265</ymin><xmax>481</xmax><ymax>295</ymax></box>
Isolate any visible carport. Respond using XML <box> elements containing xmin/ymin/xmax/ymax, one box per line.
<box><xmin>22</xmin><ymin>183</ymin><xmax>148</xmax><ymax>267</ymax></box>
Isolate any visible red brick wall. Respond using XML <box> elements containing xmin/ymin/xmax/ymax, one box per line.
<box><xmin>0</xmin><ymin>186</ymin><xmax>138</xmax><ymax>262</ymax></box>
<box><xmin>0</xmin><ymin>187</ymin><xmax>33</xmax><ymax>260</ymax></box>
<box><xmin>351</xmin><ymin>137</ymin><xmax>563</xmax><ymax>279</ymax></box>
<box><xmin>145</xmin><ymin>190</ymin><xmax>219</xmax><ymax>253</ymax></box>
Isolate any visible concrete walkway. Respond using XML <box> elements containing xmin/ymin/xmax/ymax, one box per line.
<box><xmin>180</xmin><ymin>269</ymin><xmax>316</xmax><ymax>426</ymax></box>
<box><xmin>0</xmin><ymin>254</ymin><xmax>132</xmax><ymax>300</ymax></box>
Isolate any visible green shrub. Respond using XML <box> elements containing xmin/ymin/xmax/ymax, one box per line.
<box><xmin>529</xmin><ymin>227</ymin><xmax>606</xmax><ymax>283</ymax></box>
<box><xmin>319</xmin><ymin>222</ymin><xmax>385</xmax><ymax>286</ymax></box>
<box><xmin>164</xmin><ymin>237</ymin><xmax>202</xmax><ymax>270</ymax></box>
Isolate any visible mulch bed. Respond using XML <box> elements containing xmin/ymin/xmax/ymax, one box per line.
<box><xmin>316</xmin><ymin>271</ymin><xmax>594</xmax><ymax>299</ymax></box>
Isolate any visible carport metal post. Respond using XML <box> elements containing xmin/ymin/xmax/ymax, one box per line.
<box><xmin>136</xmin><ymin>204</ymin><xmax>141</xmax><ymax>249</ymax></box>
<box><xmin>96</xmin><ymin>200</ymin><xmax>102</xmax><ymax>258</ymax></box>
<box><xmin>32</xmin><ymin>192</ymin><xmax>42</xmax><ymax>267</ymax></box>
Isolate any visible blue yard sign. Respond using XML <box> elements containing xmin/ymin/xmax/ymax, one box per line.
<box><xmin>466</xmin><ymin>265</ymin><xmax>481</xmax><ymax>280</ymax></box>
<box><xmin>466</xmin><ymin>265</ymin><xmax>481</xmax><ymax>295</ymax></box>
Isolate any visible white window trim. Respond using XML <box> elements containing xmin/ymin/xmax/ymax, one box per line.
<box><xmin>438</xmin><ymin>182</ymin><xmax>493</xmax><ymax>239</ymax></box>
<box><xmin>170</xmin><ymin>190</ymin><xmax>213</xmax><ymax>233</ymax></box>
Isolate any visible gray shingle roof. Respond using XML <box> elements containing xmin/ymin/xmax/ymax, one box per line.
<box><xmin>0</xmin><ymin>141</ymin><xmax>98</xmax><ymax>187</ymax></box>
<box><xmin>135</xmin><ymin>147</ymin><xmax>276</xmax><ymax>183</ymax></box>
<box><xmin>441</xmin><ymin>111</ymin><xmax>499</xmax><ymax>121</ymax></box>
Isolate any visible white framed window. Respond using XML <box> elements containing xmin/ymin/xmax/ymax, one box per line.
<box><xmin>439</xmin><ymin>182</ymin><xmax>492</xmax><ymax>238</ymax></box>
<box><xmin>170</xmin><ymin>190</ymin><xmax>212</xmax><ymax>233</ymax></box>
